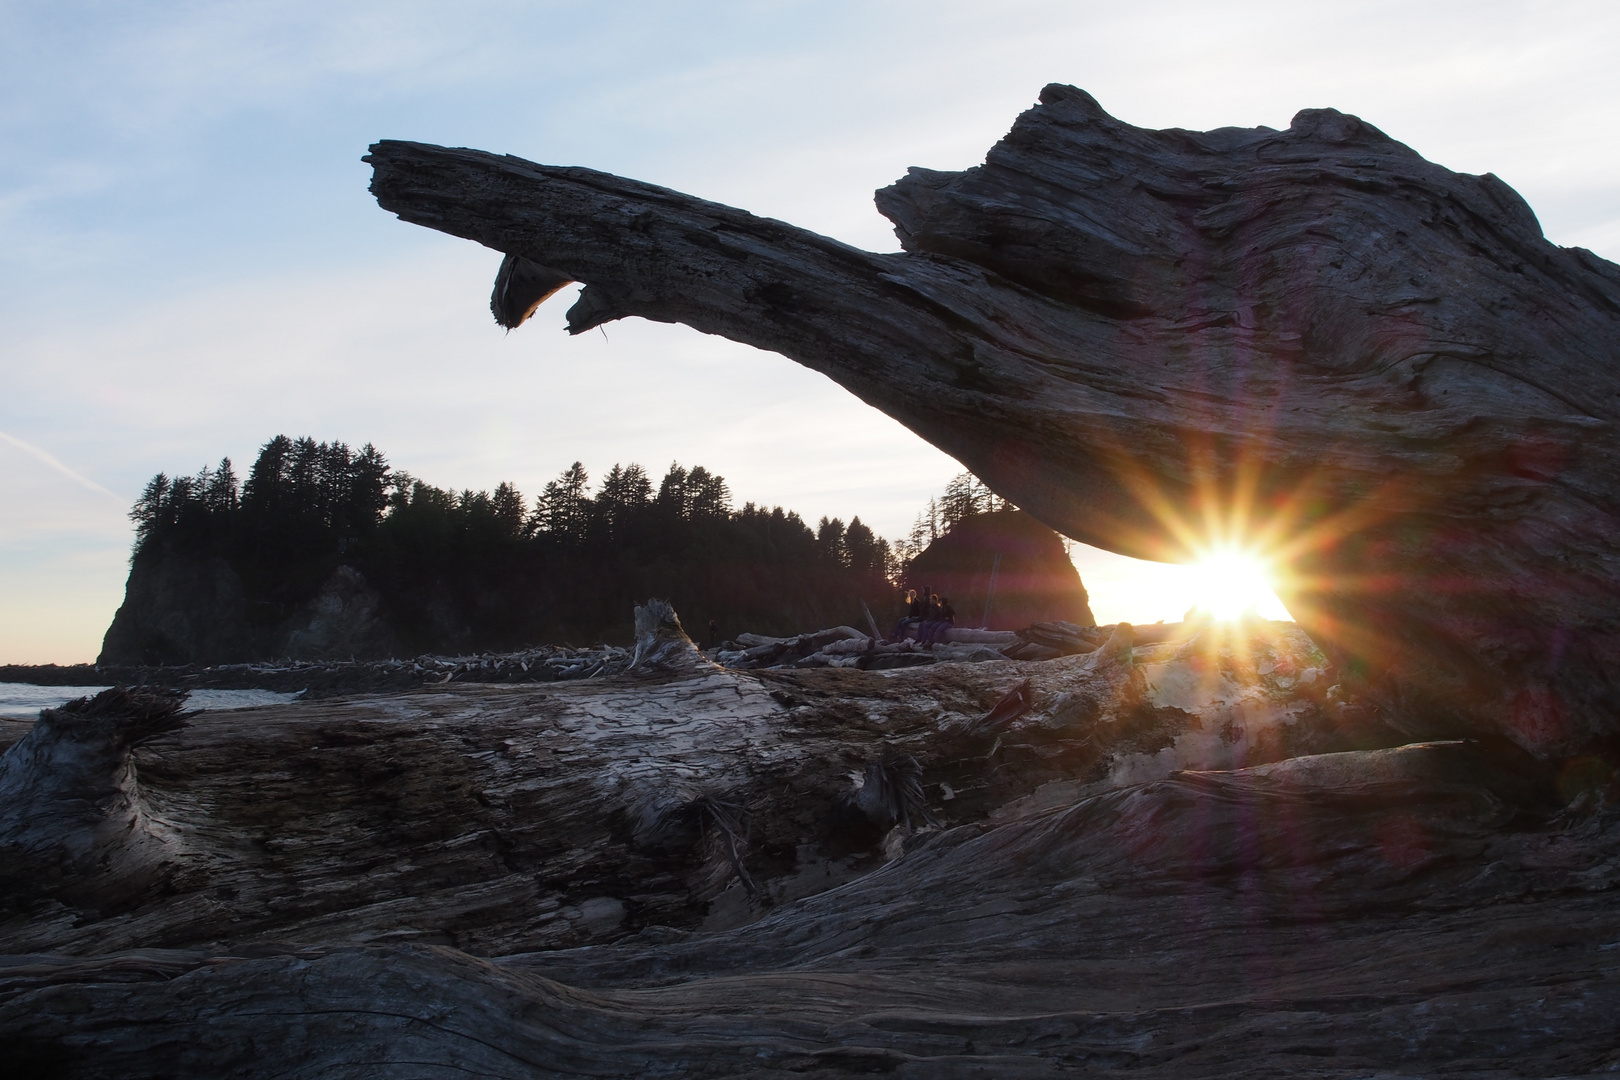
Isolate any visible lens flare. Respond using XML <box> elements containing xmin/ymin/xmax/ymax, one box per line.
<box><xmin>1186</xmin><ymin>548</ymin><xmax>1287</xmax><ymax>621</ymax></box>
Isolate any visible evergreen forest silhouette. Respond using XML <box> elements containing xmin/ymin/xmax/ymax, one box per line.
<box><xmin>126</xmin><ymin>436</ymin><xmax>918</xmax><ymax>653</ymax></box>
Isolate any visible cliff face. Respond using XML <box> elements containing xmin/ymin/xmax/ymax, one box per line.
<box><xmin>99</xmin><ymin>548</ymin><xmax>259</xmax><ymax>665</ymax></box>
<box><xmin>98</xmin><ymin>550</ymin><xmax>398</xmax><ymax>665</ymax></box>
<box><xmin>907</xmin><ymin>509</ymin><xmax>1094</xmax><ymax>629</ymax></box>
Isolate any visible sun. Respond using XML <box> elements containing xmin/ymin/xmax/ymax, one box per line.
<box><xmin>1184</xmin><ymin>548</ymin><xmax>1288</xmax><ymax>622</ymax></box>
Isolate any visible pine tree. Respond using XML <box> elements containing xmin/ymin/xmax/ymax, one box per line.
<box><xmin>594</xmin><ymin>463</ymin><xmax>653</xmax><ymax>543</ymax></box>
<box><xmin>491</xmin><ymin>482</ymin><xmax>526</xmax><ymax>540</ymax></box>
<box><xmin>536</xmin><ymin>462</ymin><xmax>591</xmax><ymax>543</ymax></box>
<box><xmin>817</xmin><ymin>517</ymin><xmax>847</xmax><ymax>565</ymax></box>
<box><xmin>205</xmin><ymin>458</ymin><xmax>239</xmax><ymax>513</ymax></box>
<box><xmin>347</xmin><ymin>444</ymin><xmax>390</xmax><ymax>531</ymax></box>
<box><xmin>941</xmin><ymin>471</ymin><xmax>999</xmax><ymax>528</ymax></box>
<box><xmin>130</xmin><ymin>473</ymin><xmax>172</xmax><ymax>548</ymax></box>
<box><xmin>657</xmin><ymin>463</ymin><xmax>690</xmax><ymax>519</ymax></box>
<box><xmin>844</xmin><ymin>517</ymin><xmax>886</xmax><ymax>576</ymax></box>
<box><xmin>242</xmin><ymin>435</ymin><xmax>293</xmax><ymax>515</ymax></box>
<box><xmin>686</xmin><ymin>466</ymin><xmax>731</xmax><ymax>519</ymax></box>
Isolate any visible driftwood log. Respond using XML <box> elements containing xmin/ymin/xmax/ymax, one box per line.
<box><xmin>7</xmin><ymin>608</ymin><xmax>1620</xmax><ymax>1076</ymax></box>
<box><xmin>367</xmin><ymin>85</ymin><xmax>1620</xmax><ymax>759</ymax></box>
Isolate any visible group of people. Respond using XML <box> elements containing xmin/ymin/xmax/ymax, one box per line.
<box><xmin>891</xmin><ymin>586</ymin><xmax>956</xmax><ymax>643</ymax></box>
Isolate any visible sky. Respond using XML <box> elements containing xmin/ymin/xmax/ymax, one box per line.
<box><xmin>2</xmin><ymin>0</ymin><xmax>1618</xmax><ymax>663</ymax></box>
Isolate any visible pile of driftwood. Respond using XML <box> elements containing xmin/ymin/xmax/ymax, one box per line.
<box><xmin>9</xmin><ymin>624</ymin><xmax>1129</xmax><ymax>697</ymax></box>
<box><xmin>405</xmin><ymin>645</ymin><xmax>632</xmax><ymax>683</ymax></box>
<box><xmin>711</xmin><ymin>619</ymin><xmax>1160</xmax><ymax>670</ymax></box>
<box><xmin>3</xmin><ymin>622</ymin><xmax>1188</xmax><ymax>699</ymax></box>
<box><xmin>3</xmin><ymin>646</ymin><xmax>637</xmax><ymax>698</ymax></box>
<box><xmin>714</xmin><ymin>625</ymin><xmax>1011</xmax><ymax>670</ymax></box>
<box><xmin>999</xmin><ymin>620</ymin><xmax>1106</xmax><ymax>660</ymax></box>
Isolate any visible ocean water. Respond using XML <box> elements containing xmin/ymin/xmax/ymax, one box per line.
<box><xmin>0</xmin><ymin>683</ymin><xmax>111</xmax><ymax>720</ymax></box>
<box><xmin>0</xmin><ymin>683</ymin><xmax>304</xmax><ymax>720</ymax></box>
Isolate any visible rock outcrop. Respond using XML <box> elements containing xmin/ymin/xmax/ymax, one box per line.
<box><xmin>907</xmin><ymin>508</ymin><xmax>1094</xmax><ymax>629</ymax></box>
<box><xmin>98</xmin><ymin>550</ymin><xmax>262</xmax><ymax>665</ymax></box>
<box><xmin>367</xmin><ymin>86</ymin><xmax>1620</xmax><ymax>758</ymax></box>
<box><xmin>99</xmin><ymin>553</ymin><xmax>400</xmax><ymax>665</ymax></box>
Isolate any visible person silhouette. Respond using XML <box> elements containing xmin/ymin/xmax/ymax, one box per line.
<box><xmin>893</xmin><ymin>589</ymin><xmax>923</xmax><ymax>639</ymax></box>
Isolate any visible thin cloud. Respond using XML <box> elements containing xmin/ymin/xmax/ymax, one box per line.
<box><xmin>0</xmin><ymin>431</ymin><xmax>125</xmax><ymax>502</ymax></box>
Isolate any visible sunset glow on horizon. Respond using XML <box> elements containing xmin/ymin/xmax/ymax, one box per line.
<box><xmin>1185</xmin><ymin>547</ymin><xmax>1291</xmax><ymax>622</ymax></box>
<box><xmin>1071</xmin><ymin>543</ymin><xmax>1293</xmax><ymax>626</ymax></box>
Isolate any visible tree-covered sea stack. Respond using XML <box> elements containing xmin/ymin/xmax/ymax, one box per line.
<box><xmin>102</xmin><ymin>436</ymin><xmax>899</xmax><ymax>663</ymax></box>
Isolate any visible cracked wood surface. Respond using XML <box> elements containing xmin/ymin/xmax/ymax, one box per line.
<box><xmin>5</xmin><ymin>626</ymin><xmax>1620</xmax><ymax>1076</ymax></box>
<box><xmin>367</xmin><ymin>84</ymin><xmax>1620</xmax><ymax>758</ymax></box>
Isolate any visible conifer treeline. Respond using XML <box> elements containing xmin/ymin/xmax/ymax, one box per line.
<box><xmin>128</xmin><ymin>436</ymin><xmax>911</xmax><ymax>652</ymax></box>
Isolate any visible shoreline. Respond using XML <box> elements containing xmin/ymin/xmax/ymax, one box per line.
<box><xmin>0</xmin><ymin>646</ymin><xmax>630</xmax><ymax>697</ymax></box>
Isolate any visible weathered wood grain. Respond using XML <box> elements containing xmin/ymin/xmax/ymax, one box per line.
<box><xmin>8</xmin><ymin>617</ymin><xmax>1617</xmax><ymax>1076</ymax></box>
<box><xmin>5</xmin><ymin>622</ymin><xmax>1339</xmax><ymax>958</ymax></box>
<box><xmin>367</xmin><ymin>85</ymin><xmax>1620</xmax><ymax>757</ymax></box>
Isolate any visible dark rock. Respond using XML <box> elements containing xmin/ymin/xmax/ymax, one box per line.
<box><xmin>97</xmin><ymin>551</ymin><xmax>261</xmax><ymax>665</ymax></box>
<box><xmin>98</xmin><ymin>554</ymin><xmax>399</xmax><ymax>665</ymax></box>
<box><xmin>906</xmin><ymin>508</ymin><xmax>1094</xmax><ymax>630</ymax></box>
<box><xmin>279</xmin><ymin>565</ymin><xmax>398</xmax><ymax>660</ymax></box>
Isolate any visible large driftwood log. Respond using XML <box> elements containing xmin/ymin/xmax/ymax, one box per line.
<box><xmin>367</xmin><ymin>85</ymin><xmax>1620</xmax><ymax>758</ymax></box>
<box><xmin>0</xmin><ymin>690</ymin><xmax>188</xmax><ymax>915</ymax></box>
<box><xmin>3</xmin><ymin>613</ymin><xmax>1618</xmax><ymax>1076</ymax></box>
